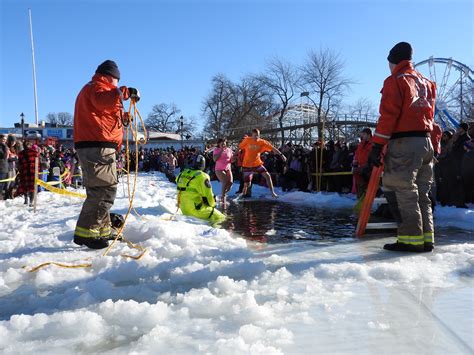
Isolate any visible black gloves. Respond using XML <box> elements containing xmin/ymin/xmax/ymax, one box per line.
<box><xmin>128</xmin><ymin>87</ymin><xmax>140</xmax><ymax>102</ymax></box>
<box><xmin>121</xmin><ymin>112</ymin><xmax>132</xmax><ymax>127</ymax></box>
<box><xmin>368</xmin><ymin>143</ymin><xmax>384</xmax><ymax>167</ymax></box>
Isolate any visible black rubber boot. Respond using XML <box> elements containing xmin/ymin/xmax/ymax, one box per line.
<box><xmin>424</xmin><ymin>242</ymin><xmax>434</xmax><ymax>252</ymax></box>
<box><xmin>383</xmin><ymin>242</ymin><xmax>424</xmax><ymax>253</ymax></box>
<box><xmin>105</xmin><ymin>230</ymin><xmax>123</xmax><ymax>241</ymax></box>
<box><xmin>73</xmin><ymin>235</ymin><xmax>109</xmax><ymax>249</ymax></box>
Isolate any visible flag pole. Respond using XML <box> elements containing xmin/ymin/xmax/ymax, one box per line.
<box><xmin>28</xmin><ymin>8</ymin><xmax>39</xmax><ymax>126</ymax></box>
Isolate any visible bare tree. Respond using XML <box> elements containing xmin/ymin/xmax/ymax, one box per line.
<box><xmin>146</xmin><ymin>103</ymin><xmax>181</xmax><ymax>132</ymax></box>
<box><xmin>177</xmin><ymin>115</ymin><xmax>198</xmax><ymax>138</ymax></box>
<box><xmin>46</xmin><ymin>113</ymin><xmax>57</xmax><ymax>124</ymax></box>
<box><xmin>226</xmin><ymin>76</ymin><xmax>273</xmax><ymax>137</ymax></box>
<box><xmin>256</xmin><ymin>57</ymin><xmax>297</xmax><ymax>145</ymax></box>
<box><xmin>202</xmin><ymin>74</ymin><xmax>234</xmax><ymax>138</ymax></box>
<box><xmin>300</xmin><ymin>48</ymin><xmax>353</xmax><ymax>138</ymax></box>
<box><xmin>349</xmin><ymin>97</ymin><xmax>377</xmax><ymax>121</ymax></box>
<box><xmin>202</xmin><ymin>74</ymin><xmax>274</xmax><ymax>139</ymax></box>
<box><xmin>46</xmin><ymin>112</ymin><xmax>73</xmax><ymax>126</ymax></box>
<box><xmin>452</xmin><ymin>79</ymin><xmax>474</xmax><ymax>122</ymax></box>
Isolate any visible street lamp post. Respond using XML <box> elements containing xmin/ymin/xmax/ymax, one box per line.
<box><xmin>20</xmin><ymin>112</ymin><xmax>25</xmax><ymax>138</ymax></box>
<box><xmin>179</xmin><ymin>115</ymin><xmax>184</xmax><ymax>149</ymax></box>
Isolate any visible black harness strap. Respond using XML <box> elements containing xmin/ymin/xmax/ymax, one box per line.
<box><xmin>186</xmin><ymin>171</ymin><xmax>202</xmax><ymax>187</ymax></box>
<box><xmin>208</xmin><ymin>207</ymin><xmax>215</xmax><ymax>219</ymax></box>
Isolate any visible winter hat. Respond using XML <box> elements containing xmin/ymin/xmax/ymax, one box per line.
<box><xmin>387</xmin><ymin>42</ymin><xmax>413</xmax><ymax>64</ymax></box>
<box><xmin>96</xmin><ymin>60</ymin><xmax>120</xmax><ymax>80</ymax></box>
<box><xmin>459</xmin><ymin>122</ymin><xmax>469</xmax><ymax>132</ymax></box>
<box><xmin>361</xmin><ymin>127</ymin><xmax>372</xmax><ymax>135</ymax></box>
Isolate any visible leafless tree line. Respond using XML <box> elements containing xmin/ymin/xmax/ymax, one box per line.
<box><xmin>46</xmin><ymin>112</ymin><xmax>73</xmax><ymax>126</ymax></box>
<box><xmin>202</xmin><ymin>48</ymin><xmax>377</xmax><ymax>145</ymax></box>
<box><xmin>145</xmin><ymin>103</ymin><xmax>197</xmax><ymax>137</ymax></box>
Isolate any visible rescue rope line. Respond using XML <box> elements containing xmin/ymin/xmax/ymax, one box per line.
<box><xmin>27</xmin><ymin>261</ymin><xmax>93</xmax><ymax>273</ymax></box>
<box><xmin>103</xmin><ymin>99</ymin><xmax>147</xmax><ymax>259</ymax></box>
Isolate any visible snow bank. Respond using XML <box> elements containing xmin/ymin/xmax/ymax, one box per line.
<box><xmin>0</xmin><ymin>173</ymin><xmax>473</xmax><ymax>354</ymax></box>
<box><xmin>278</xmin><ymin>191</ymin><xmax>356</xmax><ymax>209</ymax></box>
<box><xmin>434</xmin><ymin>205</ymin><xmax>474</xmax><ymax>231</ymax></box>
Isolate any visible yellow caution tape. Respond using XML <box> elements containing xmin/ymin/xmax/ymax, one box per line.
<box><xmin>60</xmin><ymin>168</ymin><xmax>70</xmax><ymax>179</ymax></box>
<box><xmin>0</xmin><ymin>174</ymin><xmax>17</xmax><ymax>183</ymax></box>
<box><xmin>312</xmin><ymin>171</ymin><xmax>353</xmax><ymax>176</ymax></box>
<box><xmin>36</xmin><ymin>178</ymin><xmax>86</xmax><ymax>198</ymax></box>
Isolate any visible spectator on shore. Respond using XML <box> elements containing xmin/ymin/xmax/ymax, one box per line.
<box><xmin>0</xmin><ymin>135</ymin><xmax>8</xmax><ymax>200</ymax></box>
<box><xmin>442</xmin><ymin>123</ymin><xmax>471</xmax><ymax>208</ymax></box>
<box><xmin>17</xmin><ymin>140</ymin><xmax>40</xmax><ymax>206</ymax></box>
<box><xmin>5</xmin><ymin>135</ymin><xmax>19</xmax><ymax>199</ymax></box>
<box><xmin>353</xmin><ymin>128</ymin><xmax>373</xmax><ymax>198</ymax></box>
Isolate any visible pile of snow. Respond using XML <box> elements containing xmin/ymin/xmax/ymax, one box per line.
<box><xmin>278</xmin><ymin>191</ymin><xmax>356</xmax><ymax>209</ymax></box>
<box><xmin>434</xmin><ymin>205</ymin><xmax>474</xmax><ymax>231</ymax></box>
<box><xmin>0</xmin><ymin>173</ymin><xmax>472</xmax><ymax>354</ymax></box>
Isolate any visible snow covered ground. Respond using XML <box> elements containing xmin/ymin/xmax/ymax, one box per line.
<box><xmin>0</xmin><ymin>173</ymin><xmax>473</xmax><ymax>354</ymax></box>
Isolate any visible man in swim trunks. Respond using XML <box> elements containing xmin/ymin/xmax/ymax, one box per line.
<box><xmin>238</xmin><ymin>128</ymin><xmax>287</xmax><ymax>198</ymax></box>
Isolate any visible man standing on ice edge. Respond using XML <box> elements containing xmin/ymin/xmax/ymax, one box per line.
<box><xmin>369</xmin><ymin>42</ymin><xmax>436</xmax><ymax>252</ymax></box>
<box><xmin>73</xmin><ymin>60</ymin><xmax>139</xmax><ymax>249</ymax></box>
<box><xmin>239</xmin><ymin>129</ymin><xmax>287</xmax><ymax>198</ymax></box>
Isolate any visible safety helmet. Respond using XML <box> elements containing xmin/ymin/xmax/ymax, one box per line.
<box><xmin>193</xmin><ymin>155</ymin><xmax>206</xmax><ymax>171</ymax></box>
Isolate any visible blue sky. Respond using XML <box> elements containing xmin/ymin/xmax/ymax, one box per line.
<box><xmin>1</xmin><ymin>0</ymin><xmax>472</xmax><ymax>129</ymax></box>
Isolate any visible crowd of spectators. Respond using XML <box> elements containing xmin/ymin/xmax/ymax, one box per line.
<box><xmin>1</xmin><ymin>121</ymin><xmax>473</xmax><ymax>208</ymax></box>
<box><xmin>0</xmin><ymin>134</ymin><xmax>80</xmax><ymax>204</ymax></box>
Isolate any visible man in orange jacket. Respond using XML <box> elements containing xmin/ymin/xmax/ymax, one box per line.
<box><xmin>369</xmin><ymin>42</ymin><xmax>436</xmax><ymax>253</ymax></box>
<box><xmin>73</xmin><ymin>60</ymin><xmax>140</xmax><ymax>249</ymax></box>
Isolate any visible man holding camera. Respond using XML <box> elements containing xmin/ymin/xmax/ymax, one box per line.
<box><xmin>73</xmin><ymin>60</ymin><xmax>140</xmax><ymax>249</ymax></box>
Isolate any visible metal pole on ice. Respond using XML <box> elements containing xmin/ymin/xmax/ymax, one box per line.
<box><xmin>28</xmin><ymin>8</ymin><xmax>39</xmax><ymax>126</ymax></box>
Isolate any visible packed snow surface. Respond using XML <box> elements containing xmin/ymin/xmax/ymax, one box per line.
<box><xmin>0</xmin><ymin>173</ymin><xmax>473</xmax><ymax>354</ymax></box>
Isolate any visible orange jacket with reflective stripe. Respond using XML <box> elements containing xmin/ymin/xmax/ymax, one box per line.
<box><xmin>73</xmin><ymin>74</ymin><xmax>125</xmax><ymax>149</ymax></box>
<box><xmin>373</xmin><ymin>61</ymin><xmax>436</xmax><ymax>145</ymax></box>
<box><xmin>354</xmin><ymin>139</ymin><xmax>373</xmax><ymax>167</ymax></box>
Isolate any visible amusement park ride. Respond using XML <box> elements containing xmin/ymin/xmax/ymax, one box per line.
<box><xmin>415</xmin><ymin>57</ymin><xmax>473</xmax><ymax>130</ymax></box>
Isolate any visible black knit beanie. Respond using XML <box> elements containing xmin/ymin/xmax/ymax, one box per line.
<box><xmin>387</xmin><ymin>42</ymin><xmax>413</xmax><ymax>65</ymax></box>
<box><xmin>96</xmin><ymin>60</ymin><xmax>120</xmax><ymax>80</ymax></box>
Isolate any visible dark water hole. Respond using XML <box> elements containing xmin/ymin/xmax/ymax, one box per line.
<box><xmin>220</xmin><ymin>199</ymin><xmax>357</xmax><ymax>243</ymax></box>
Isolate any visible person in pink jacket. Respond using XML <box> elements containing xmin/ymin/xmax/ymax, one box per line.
<box><xmin>213</xmin><ymin>138</ymin><xmax>234</xmax><ymax>204</ymax></box>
